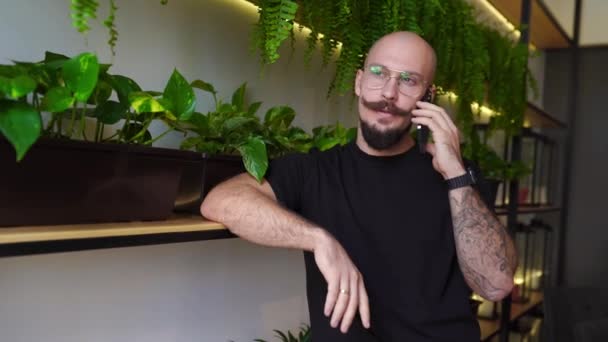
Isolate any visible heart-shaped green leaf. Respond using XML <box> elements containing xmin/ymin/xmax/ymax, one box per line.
<box><xmin>222</xmin><ymin>116</ymin><xmax>258</xmax><ymax>132</ymax></box>
<box><xmin>247</xmin><ymin>101</ymin><xmax>262</xmax><ymax>117</ymax></box>
<box><xmin>163</xmin><ymin>69</ymin><xmax>195</xmax><ymax>121</ymax></box>
<box><xmin>43</xmin><ymin>51</ymin><xmax>70</xmax><ymax>70</ymax></box>
<box><xmin>88</xmin><ymin>79</ymin><xmax>113</xmax><ymax>105</ymax></box>
<box><xmin>42</xmin><ymin>87</ymin><xmax>75</xmax><ymax>113</ymax></box>
<box><xmin>231</xmin><ymin>82</ymin><xmax>247</xmax><ymax>112</ymax></box>
<box><xmin>0</xmin><ymin>100</ymin><xmax>41</xmax><ymax>161</ymax></box>
<box><xmin>191</xmin><ymin>79</ymin><xmax>216</xmax><ymax>94</ymax></box>
<box><xmin>109</xmin><ymin>74</ymin><xmax>141</xmax><ymax>105</ymax></box>
<box><xmin>62</xmin><ymin>52</ymin><xmax>100</xmax><ymax>102</ymax></box>
<box><xmin>129</xmin><ymin>91</ymin><xmax>166</xmax><ymax>113</ymax></box>
<box><xmin>237</xmin><ymin>136</ymin><xmax>268</xmax><ymax>183</ymax></box>
<box><xmin>94</xmin><ymin>100</ymin><xmax>128</xmax><ymax>124</ymax></box>
<box><xmin>264</xmin><ymin>105</ymin><xmax>295</xmax><ymax>129</ymax></box>
<box><xmin>9</xmin><ymin>75</ymin><xmax>36</xmax><ymax>99</ymax></box>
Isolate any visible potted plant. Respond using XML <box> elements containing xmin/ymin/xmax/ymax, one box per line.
<box><xmin>0</xmin><ymin>51</ymin><xmax>199</xmax><ymax>226</ymax></box>
<box><xmin>463</xmin><ymin>136</ymin><xmax>531</xmax><ymax>207</ymax></box>
<box><xmin>174</xmin><ymin>80</ymin><xmax>356</xmax><ymax>212</ymax></box>
<box><xmin>253</xmin><ymin>324</ymin><xmax>311</xmax><ymax>342</ymax></box>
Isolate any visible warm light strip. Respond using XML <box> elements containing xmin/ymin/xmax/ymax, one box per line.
<box><xmin>239</xmin><ymin>0</ymin><xmax>528</xmax><ymax>120</ymax></box>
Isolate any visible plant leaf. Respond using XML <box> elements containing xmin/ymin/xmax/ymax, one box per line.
<box><xmin>89</xmin><ymin>79</ymin><xmax>113</xmax><ymax>105</ymax></box>
<box><xmin>42</xmin><ymin>87</ymin><xmax>75</xmax><ymax>113</ymax></box>
<box><xmin>62</xmin><ymin>52</ymin><xmax>100</xmax><ymax>102</ymax></box>
<box><xmin>237</xmin><ymin>136</ymin><xmax>268</xmax><ymax>183</ymax></box>
<box><xmin>264</xmin><ymin>105</ymin><xmax>295</xmax><ymax>129</ymax></box>
<box><xmin>247</xmin><ymin>101</ymin><xmax>262</xmax><ymax>117</ymax></box>
<box><xmin>0</xmin><ymin>100</ymin><xmax>41</xmax><ymax>161</ymax></box>
<box><xmin>129</xmin><ymin>91</ymin><xmax>166</xmax><ymax>113</ymax></box>
<box><xmin>93</xmin><ymin>100</ymin><xmax>127</xmax><ymax>124</ymax></box>
<box><xmin>109</xmin><ymin>74</ymin><xmax>142</xmax><ymax>105</ymax></box>
<box><xmin>231</xmin><ymin>82</ymin><xmax>247</xmax><ymax>112</ymax></box>
<box><xmin>191</xmin><ymin>79</ymin><xmax>216</xmax><ymax>94</ymax></box>
<box><xmin>222</xmin><ymin>116</ymin><xmax>258</xmax><ymax>133</ymax></box>
<box><xmin>163</xmin><ymin>68</ymin><xmax>195</xmax><ymax>121</ymax></box>
<box><xmin>9</xmin><ymin>75</ymin><xmax>36</xmax><ymax>99</ymax></box>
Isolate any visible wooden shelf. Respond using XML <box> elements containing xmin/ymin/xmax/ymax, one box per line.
<box><xmin>479</xmin><ymin>291</ymin><xmax>544</xmax><ymax>341</ymax></box>
<box><xmin>495</xmin><ymin>205</ymin><xmax>561</xmax><ymax>216</ymax></box>
<box><xmin>0</xmin><ymin>215</ymin><xmax>232</xmax><ymax>257</ymax></box>
<box><xmin>489</xmin><ymin>0</ymin><xmax>572</xmax><ymax>49</ymax></box>
<box><xmin>525</xmin><ymin>102</ymin><xmax>567</xmax><ymax>128</ymax></box>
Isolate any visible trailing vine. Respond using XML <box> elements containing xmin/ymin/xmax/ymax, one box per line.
<box><xmin>103</xmin><ymin>0</ymin><xmax>118</xmax><ymax>55</ymax></box>
<box><xmin>251</xmin><ymin>0</ymin><xmax>530</xmax><ymax>139</ymax></box>
<box><xmin>70</xmin><ymin>0</ymin><xmax>168</xmax><ymax>55</ymax></box>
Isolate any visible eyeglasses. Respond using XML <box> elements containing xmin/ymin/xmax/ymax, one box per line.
<box><xmin>363</xmin><ymin>64</ymin><xmax>427</xmax><ymax>98</ymax></box>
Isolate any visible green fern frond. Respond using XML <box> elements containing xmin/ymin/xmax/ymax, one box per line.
<box><xmin>70</xmin><ymin>0</ymin><xmax>99</xmax><ymax>34</ymax></box>
<box><xmin>254</xmin><ymin>0</ymin><xmax>298</xmax><ymax>65</ymax></box>
<box><xmin>103</xmin><ymin>0</ymin><xmax>119</xmax><ymax>55</ymax></box>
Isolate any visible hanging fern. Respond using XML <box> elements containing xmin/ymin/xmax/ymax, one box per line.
<box><xmin>103</xmin><ymin>0</ymin><xmax>118</xmax><ymax>55</ymax></box>
<box><xmin>71</xmin><ymin>0</ymin><xmax>99</xmax><ymax>35</ymax></box>
<box><xmin>252</xmin><ymin>0</ymin><xmax>299</xmax><ymax>65</ymax></box>
<box><xmin>69</xmin><ymin>0</ymin><xmax>168</xmax><ymax>54</ymax></box>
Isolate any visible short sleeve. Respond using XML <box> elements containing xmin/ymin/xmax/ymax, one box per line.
<box><xmin>265</xmin><ymin>152</ymin><xmax>316</xmax><ymax>212</ymax></box>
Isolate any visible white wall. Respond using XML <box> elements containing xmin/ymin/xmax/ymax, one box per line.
<box><xmin>543</xmin><ymin>0</ymin><xmax>575</xmax><ymax>39</ymax></box>
<box><xmin>0</xmin><ymin>0</ymin><xmax>357</xmax><ymax>341</ymax></box>
<box><xmin>580</xmin><ymin>0</ymin><xmax>608</xmax><ymax>45</ymax></box>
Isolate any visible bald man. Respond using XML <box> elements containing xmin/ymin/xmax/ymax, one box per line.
<box><xmin>202</xmin><ymin>31</ymin><xmax>516</xmax><ymax>341</ymax></box>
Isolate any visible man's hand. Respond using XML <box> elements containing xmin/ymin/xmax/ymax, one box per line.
<box><xmin>411</xmin><ymin>101</ymin><xmax>466</xmax><ymax>179</ymax></box>
<box><xmin>313</xmin><ymin>229</ymin><xmax>371</xmax><ymax>333</ymax></box>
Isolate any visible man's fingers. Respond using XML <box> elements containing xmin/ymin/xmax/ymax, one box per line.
<box><xmin>358</xmin><ymin>279</ymin><xmax>371</xmax><ymax>329</ymax></box>
<box><xmin>330</xmin><ymin>279</ymin><xmax>350</xmax><ymax>328</ymax></box>
<box><xmin>324</xmin><ymin>280</ymin><xmax>339</xmax><ymax>317</ymax></box>
<box><xmin>340</xmin><ymin>273</ymin><xmax>360</xmax><ymax>333</ymax></box>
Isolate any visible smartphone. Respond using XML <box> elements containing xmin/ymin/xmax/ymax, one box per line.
<box><xmin>417</xmin><ymin>88</ymin><xmax>434</xmax><ymax>154</ymax></box>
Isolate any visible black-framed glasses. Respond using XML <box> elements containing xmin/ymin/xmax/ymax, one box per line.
<box><xmin>363</xmin><ymin>64</ymin><xmax>427</xmax><ymax>97</ymax></box>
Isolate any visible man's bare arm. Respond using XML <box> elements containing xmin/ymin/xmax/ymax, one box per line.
<box><xmin>200</xmin><ymin>173</ymin><xmax>370</xmax><ymax>332</ymax></box>
<box><xmin>449</xmin><ymin>186</ymin><xmax>517</xmax><ymax>301</ymax></box>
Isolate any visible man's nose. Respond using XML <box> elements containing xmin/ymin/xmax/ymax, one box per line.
<box><xmin>381</xmin><ymin>77</ymin><xmax>399</xmax><ymax>101</ymax></box>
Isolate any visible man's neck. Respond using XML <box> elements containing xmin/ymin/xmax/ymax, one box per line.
<box><xmin>355</xmin><ymin>128</ymin><xmax>415</xmax><ymax>157</ymax></box>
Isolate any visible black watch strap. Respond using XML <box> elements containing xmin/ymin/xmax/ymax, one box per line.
<box><xmin>446</xmin><ymin>167</ymin><xmax>477</xmax><ymax>190</ymax></box>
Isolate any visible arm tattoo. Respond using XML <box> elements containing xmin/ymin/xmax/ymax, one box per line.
<box><xmin>449</xmin><ymin>187</ymin><xmax>517</xmax><ymax>299</ymax></box>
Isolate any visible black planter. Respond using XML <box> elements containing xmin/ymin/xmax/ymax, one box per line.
<box><xmin>174</xmin><ymin>154</ymin><xmax>245</xmax><ymax>214</ymax></box>
<box><xmin>0</xmin><ymin>137</ymin><xmax>199</xmax><ymax>227</ymax></box>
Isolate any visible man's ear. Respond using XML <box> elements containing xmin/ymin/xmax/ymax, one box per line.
<box><xmin>354</xmin><ymin>69</ymin><xmax>363</xmax><ymax>97</ymax></box>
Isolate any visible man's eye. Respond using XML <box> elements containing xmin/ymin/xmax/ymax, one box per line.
<box><xmin>401</xmin><ymin>75</ymin><xmax>419</xmax><ymax>86</ymax></box>
<box><xmin>370</xmin><ymin>66</ymin><xmax>383</xmax><ymax>75</ymax></box>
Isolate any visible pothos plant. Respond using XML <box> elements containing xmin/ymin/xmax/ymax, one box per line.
<box><xmin>0</xmin><ymin>51</ymin><xmax>195</xmax><ymax>160</ymax></box>
<box><xmin>253</xmin><ymin>324</ymin><xmax>311</xmax><ymax>342</ymax></box>
<box><xmin>180</xmin><ymin>81</ymin><xmax>356</xmax><ymax>182</ymax></box>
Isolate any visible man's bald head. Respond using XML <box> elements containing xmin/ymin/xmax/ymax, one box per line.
<box><xmin>365</xmin><ymin>31</ymin><xmax>436</xmax><ymax>83</ymax></box>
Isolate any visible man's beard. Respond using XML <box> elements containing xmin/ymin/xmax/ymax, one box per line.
<box><xmin>360</xmin><ymin>97</ymin><xmax>412</xmax><ymax>150</ymax></box>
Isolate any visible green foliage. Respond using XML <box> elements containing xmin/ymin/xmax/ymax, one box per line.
<box><xmin>0</xmin><ymin>51</ymin><xmax>193</xmax><ymax>159</ymax></box>
<box><xmin>70</xmin><ymin>0</ymin><xmax>168</xmax><ymax>55</ymax></box>
<box><xmin>254</xmin><ymin>324</ymin><xmax>311</xmax><ymax>342</ymax></box>
<box><xmin>462</xmin><ymin>130</ymin><xmax>531</xmax><ymax>181</ymax></box>
<box><xmin>103</xmin><ymin>0</ymin><xmax>119</xmax><ymax>55</ymax></box>
<box><xmin>180</xmin><ymin>81</ymin><xmax>356</xmax><ymax>181</ymax></box>
<box><xmin>252</xmin><ymin>0</ymin><xmax>299</xmax><ymax>65</ymax></box>
<box><xmin>70</xmin><ymin>0</ymin><xmax>98</xmax><ymax>34</ymax></box>
<box><xmin>251</xmin><ymin>0</ymin><xmax>532</xmax><ymax>140</ymax></box>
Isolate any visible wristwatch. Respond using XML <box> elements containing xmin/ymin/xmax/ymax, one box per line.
<box><xmin>446</xmin><ymin>167</ymin><xmax>477</xmax><ymax>190</ymax></box>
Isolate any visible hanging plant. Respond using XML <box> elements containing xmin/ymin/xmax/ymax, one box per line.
<box><xmin>250</xmin><ymin>0</ymin><xmax>531</xmax><ymax>142</ymax></box>
<box><xmin>70</xmin><ymin>0</ymin><xmax>169</xmax><ymax>55</ymax></box>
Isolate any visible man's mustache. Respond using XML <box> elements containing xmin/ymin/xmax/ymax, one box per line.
<box><xmin>361</xmin><ymin>98</ymin><xmax>410</xmax><ymax>117</ymax></box>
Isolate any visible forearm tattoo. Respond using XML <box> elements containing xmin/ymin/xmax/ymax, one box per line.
<box><xmin>449</xmin><ymin>187</ymin><xmax>517</xmax><ymax>299</ymax></box>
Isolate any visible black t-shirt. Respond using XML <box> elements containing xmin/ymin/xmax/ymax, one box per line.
<box><xmin>266</xmin><ymin>142</ymin><xmax>490</xmax><ymax>342</ymax></box>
